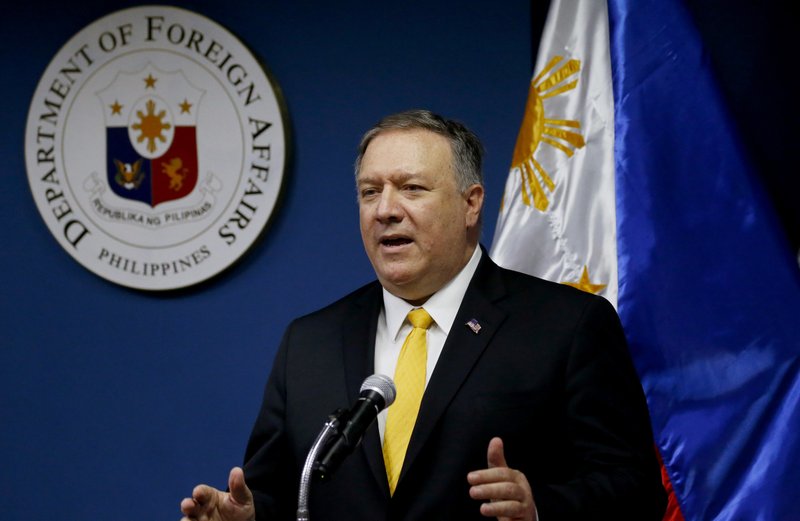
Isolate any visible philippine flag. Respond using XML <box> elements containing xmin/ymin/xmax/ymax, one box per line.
<box><xmin>490</xmin><ymin>1</ymin><xmax>800</xmax><ymax>520</ymax></box>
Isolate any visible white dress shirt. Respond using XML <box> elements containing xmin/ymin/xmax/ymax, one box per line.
<box><xmin>374</xmin><ymin>246</ymin><xmax>482</xmax><ymax>442</ymax></box>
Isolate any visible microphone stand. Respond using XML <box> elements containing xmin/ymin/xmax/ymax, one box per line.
<box><xmin>295</xmin><ymin>375</ymin><xmax>394</xmax><ymax>520</ymax></box>
<box><xmin>296</xmin><ymin>409</ymin><xmax>346</xmax><ymax>521</ymax></box>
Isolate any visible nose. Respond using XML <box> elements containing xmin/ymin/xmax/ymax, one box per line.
<box><xmin>375</xmin><ymin>187</ymin><xmax>403</xmax><ymax>223</ymax></box>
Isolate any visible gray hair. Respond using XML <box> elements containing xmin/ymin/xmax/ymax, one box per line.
<box><xmin>354</xmin><ymin>109</ymin><xmax>484</xmax><ymax>192</ymax></box>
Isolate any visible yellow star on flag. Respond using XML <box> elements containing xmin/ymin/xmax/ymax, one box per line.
<box><xmin>563</xmin><ymin>265</ymin><xmax>607</xmax><ymax>295</ymax></box>
<box><xmin>110</xmin><ymin>100</ymin><xmax>123</xmax><ymax>115</ymax></box>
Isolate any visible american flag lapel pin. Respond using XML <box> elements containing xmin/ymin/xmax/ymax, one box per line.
<box><xmin>466</xmin><ymin>318</ymin><xmax>481</xmax><ymax>334</ymax></box>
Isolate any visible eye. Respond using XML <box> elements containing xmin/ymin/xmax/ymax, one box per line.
<box><xmin>404</xmin><ymin>184</ymin><xmax>424</xmax><ymax>192</ymax></box>
<box><xmin>359</xmin><ymin>187</ymin><xmax>379</xmax><ymax>199</ymax></box>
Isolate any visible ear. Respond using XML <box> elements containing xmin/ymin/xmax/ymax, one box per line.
<box><xmin>464</xmin><ymin>184</ymin><xmax>485</xmax><ymax>228</ymax></box>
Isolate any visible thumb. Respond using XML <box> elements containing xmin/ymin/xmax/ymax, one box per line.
<box><xmin>228</xmin><ymin>467</ymin><xmax>254</xmax><ymax>506</ymax></box>
<box><xmin>487</xmin><ymin>437</ymin><xmax>508</xmax><ymax>469</ymax></box>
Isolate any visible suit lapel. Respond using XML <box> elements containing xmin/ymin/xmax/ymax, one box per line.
<box><xmin>397</xmin><ymin>254</ymin><xmax>508</xmax><ymax>487</ymax></box>
<box><xmin>342</xmin><ymin>283</ymin><xmax>381</xmax><ymax>406</ymax></box>
<box><xmin>340</xmin><ymin>282</ymin><xmax>391</xmax><ymax>496</ymax></box>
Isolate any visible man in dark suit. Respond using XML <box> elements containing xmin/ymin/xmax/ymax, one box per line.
<box><xmin>180</xmin><ymin>110</ymin><xmax>666</xmax><ymax>521</ymax></box>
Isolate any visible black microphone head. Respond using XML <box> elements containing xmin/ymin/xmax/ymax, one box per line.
<box><xmin>360</xmin><ymin>374</ymin><xmax>396</xmax><ymax>409</ymax></box>
<box><xmin>313</xmin><ymin>375</ymin><xmax>397</xmax><ymax>481</ymax></box>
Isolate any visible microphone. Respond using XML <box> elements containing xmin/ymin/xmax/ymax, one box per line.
<box><xmin>314</xmin><ymin>374</ymin><xmax>396</xmax><ymax>480</ymax></box>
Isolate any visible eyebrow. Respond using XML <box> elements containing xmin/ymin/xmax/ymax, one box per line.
<box><xmin>357</xmin><ymin>171</ymin><xmax>423</xmax><ymax>186</ymax></box>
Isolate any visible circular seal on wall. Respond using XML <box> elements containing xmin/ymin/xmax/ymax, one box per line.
<box><xmin>24</xmin><ymin>6</ymin><xmax>287</xmax><ymax>290</ymax></box>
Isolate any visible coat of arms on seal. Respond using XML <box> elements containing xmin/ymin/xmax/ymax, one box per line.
<box><xmin>98</xmin><ymin>64</ymin><xmax>202</xmax><ymax>207</ymax></box>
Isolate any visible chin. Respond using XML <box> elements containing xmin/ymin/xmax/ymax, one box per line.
<box><xmin>378</xmin><ymin>272</ymin><xmax>415</xmax><ymax>294</ymax></box>
<box><xmin>375</xmin><ymin>261</ymin><xmax>415</xmax><ymax>282</ymax></box>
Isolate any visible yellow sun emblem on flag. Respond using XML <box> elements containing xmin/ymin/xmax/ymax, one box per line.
<box><xmin>131</xmin><ymin>99</ymin><xmax>172</xmax><ymax>154</ymax></box>
<box><xmin>511</xmin><ymin>56</ymin><xmax>586</xmax><ymax>211</ymax></box>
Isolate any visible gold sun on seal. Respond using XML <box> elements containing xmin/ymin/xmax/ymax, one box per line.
<box><xmin>131</xmin><ymin>99</ymin><xmax>171</xmax><ymax>154</ymax></box>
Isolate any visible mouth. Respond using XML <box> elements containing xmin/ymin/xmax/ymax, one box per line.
<box><xmin>380</xmin><ymin>236</ymin><xmax>413</xmax><ymax>248</ymax></box>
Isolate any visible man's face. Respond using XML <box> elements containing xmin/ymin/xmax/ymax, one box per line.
<box><xmin>357</xmin><ymin>129</ymin><xmax>483</xmax><ymax>303</ymax></box>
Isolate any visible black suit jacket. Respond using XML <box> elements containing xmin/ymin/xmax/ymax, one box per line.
<box><xmin>243</xmin><ymin>253</ymin><xmax>666</xmax><ymax>520</ymax></box>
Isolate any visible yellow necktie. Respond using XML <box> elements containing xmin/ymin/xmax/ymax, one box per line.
<box><xmin>383</xmin><ymin>308</ymin><xmax>433</xmax><ymax>496</ymax></box>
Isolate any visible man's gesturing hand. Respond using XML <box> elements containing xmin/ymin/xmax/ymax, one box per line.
<box><xmin>467</xmin><ymin>437</ymin><xmax>536</xmax><ymax>521</ymax></box>
<box><xmin>180</xmin><ymin>467</ymin><xmax>256</xmax><ymax>521</ymax></box>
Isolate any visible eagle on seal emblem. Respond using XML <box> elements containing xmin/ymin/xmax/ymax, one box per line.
<box><xmin>113</xmin><ymin>158</ymin><xmax>145</xmax><ymax>189</ymax></box>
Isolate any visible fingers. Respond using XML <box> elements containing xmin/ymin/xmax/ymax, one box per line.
<box><xmin>467</xmin><ymin>438</ymin><xmax>536</xmax><ymax>521</ymax></box>
<box><xmin>468</xmin><ymin>466</ymin><xmax>523</xmax><ymax>487</ymax></box>
<box><xmin>468</xmin><ymin>474</ymin><xmax>528</xmax><ymax>501</ymax></box>
<box><xmin>180</xmin><ymin>469</ymin><xmax>256</xmax><ymax>521</ymax></box>
<box><xmin>468</xmin><ymin>436</ymin><xmax>511</xmax><ymax>486</ymax></box>
<box><xmin>478</xmin><ymin>497</ymin><xmax>532</xmax><ymax>519</ymax></box>
<box><xmin>179</xmin><ymin>484</ymin><xmax>219</xmax><ymax>518</ymax></box>
<box><xmin>468</xmin><ymin>472</ymin><xmax>535</xmax><ymax>521</ymax></box>
<box><xmin>227</xmin><ymin>467</ymin><xmax>254</xmax><ymax>507</ymax></box>
<box><xmin>487</xmin><ymin>436</ymin><xmax>507</xmax><ymax>469</ymax></box>
<box><xmin>179</xmin><ymin>496</ymin><xmax>201</xmax><ymax>519</ymax></box>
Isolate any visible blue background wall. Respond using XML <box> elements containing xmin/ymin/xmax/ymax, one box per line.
<box><xmin>1</xmin><ymin>1</ymin><xmax>530</xmax><ymax>519</ymax></box>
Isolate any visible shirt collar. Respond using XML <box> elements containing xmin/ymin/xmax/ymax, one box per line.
<box><xmin>382</xmin><ymin>246</ymin><xmax>482</xmax><ymax>341</ymax></box>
